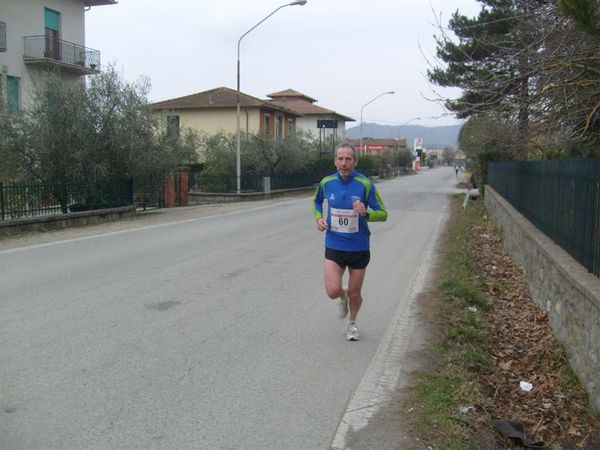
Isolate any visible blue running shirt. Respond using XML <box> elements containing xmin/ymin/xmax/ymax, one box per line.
<box><xmin>312</xmin><ymin>171</ymin><xmax>387</xmax><ymax>251</ymax></box>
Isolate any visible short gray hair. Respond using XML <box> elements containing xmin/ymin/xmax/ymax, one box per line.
<box><xmin>334</xmin><ymin>143</ymin><xmax>357</xmax><ymax>159</ymax></box>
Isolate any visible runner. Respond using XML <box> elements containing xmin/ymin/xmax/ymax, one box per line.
<box><xmin>312</xmin><ymin>143</ymin><xmax>388</xmax><ymax>341</ymax></box>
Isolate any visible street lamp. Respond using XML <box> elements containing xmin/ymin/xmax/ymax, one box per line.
<box><xmin>359</xmin><ymin>90</ymin><xmax>394</xmax><ymax>156</ymax></box>
<box><xmin>398</xmin><ymin>116</ymin><xmax>421</xmax><ymax>128</ymax></box>
<box><xmin>236</xmin><ymin>0</ymin><xmax>307</xmax><ymax>194</ymax></box>
<box><xmin>394</xmin><ymin>116</ymin><xmax>422</xmax><ymax>157</ymax></box>
<box><xmin>393</xmin><ymin>117</ymin><xmax>421</xmax><ymax>144</ymax></box>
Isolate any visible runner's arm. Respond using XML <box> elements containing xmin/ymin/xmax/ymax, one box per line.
<box><xmin>366</xmin><ymin>186</ymin><xmax>387</xmax><ymax>222</ymax></box>
<box><xmin>312</xmin><ymin>183</ymin><xmax>324</xmax><ymax>221</ymax></box>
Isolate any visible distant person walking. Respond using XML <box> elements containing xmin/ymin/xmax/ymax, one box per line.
<box><xmin>312</xmin><ymin>143</ymin><xmax>388</xmax><ymax>341</ymax></box>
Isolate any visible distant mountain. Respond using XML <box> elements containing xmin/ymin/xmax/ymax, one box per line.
<box><xmin>345</xmin><ymin>123</ymin><xmax>462</xmax><ymax>149</ymax></box>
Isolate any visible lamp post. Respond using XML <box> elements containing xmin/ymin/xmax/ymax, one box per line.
<box><xmin>236</xmin><ymin>0</ymin><xmax>307</xmax><ymax>194</ymax></box>
<box><xmin>398</xmin><ymin>116</ymin><xmax>421</xmax><ymax>129</ymax></box>
<box><xmin>359</xmin><ymin>90</ymin><xmax>394</xmax><ymax>156</ymax></box>
<box><xmin>395</xmin><ymin>116</ymin><xmax>422</xmax><ymax>160</ymax></box>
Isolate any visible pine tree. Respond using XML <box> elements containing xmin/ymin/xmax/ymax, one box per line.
<box><xmin>429</xmin><ymin>0</ymin><xmax>600</xmax><ymax>157</ymax></box>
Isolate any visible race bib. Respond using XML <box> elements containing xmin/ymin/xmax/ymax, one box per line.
<box><xmin>330</xmin><ymin>207</ymin><xmax>359</xmax><ymax>233</ymax></box>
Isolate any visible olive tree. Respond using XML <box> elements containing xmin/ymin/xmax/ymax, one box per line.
<box><xmin>0</xmin><ymin>111</ymin><xmax>30</xmax><ymax>181</ymax></box>
<box><xmin>0</xmin><ymin>66</ymin><xmax>199</xmax><ymax>192</ymax></box>
<box><xmin>198</xmin><ymin>129</ymin><xmax>320</xmax><ymax>177</ymax></box>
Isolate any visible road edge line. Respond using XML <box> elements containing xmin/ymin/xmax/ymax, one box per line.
<box><xmin>330</xmin><ymin>211</ymin><xmax>448</xmax><ymax>450</ymax></box>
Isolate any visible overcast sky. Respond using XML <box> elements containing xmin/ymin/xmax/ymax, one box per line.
<box><xmin>85</xmin><ymin>0</ymin><xmax>482</xmax><ymax>127</ymax></box>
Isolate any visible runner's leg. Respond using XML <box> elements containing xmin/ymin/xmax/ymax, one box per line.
<box><xmin>324</xmin><ymin>258</ymin><xmax>345</xmax><ymax>300</ymax></box>
<box><xmin>347</xmin><ymin>268</ymin><xmax>366</xmax><ymax>321</ymax></box>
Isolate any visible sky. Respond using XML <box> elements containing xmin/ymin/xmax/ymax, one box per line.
<box><xmin>85</xmin><ymin>0</ymin><xmax>483</xmax><ymax>127</ymax></box>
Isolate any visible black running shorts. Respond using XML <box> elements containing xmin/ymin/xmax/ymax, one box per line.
<box><xmin>325</xmin><ymin>248</ymin><xmax>371</xmax><ymax>270</ymax></box>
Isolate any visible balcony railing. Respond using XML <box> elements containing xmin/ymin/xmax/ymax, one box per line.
<box><xmin>23</xmin><ymin>36</ymin><xmax>100</xmax><ymax>74</ymax></box>
<box><xmin>0</xmin><ymin>21</ymin><xmax>6</xmax><ymax>52</ymax></box>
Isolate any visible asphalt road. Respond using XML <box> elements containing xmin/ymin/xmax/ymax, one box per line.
<box><xmin>0</xmin><ymin>167</ymin><xmax>461</xmax><ymax>450</ymax></box>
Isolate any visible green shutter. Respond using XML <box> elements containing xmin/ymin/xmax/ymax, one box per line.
<box><xmin>7</xmin><ymin>76</ymin><xmax>20</xmax><ymax>112</ymax></box>
<box><xmin>44</xmin><ymin>8</ymin><xmax>60</xmax><ymax>31</ymax></box>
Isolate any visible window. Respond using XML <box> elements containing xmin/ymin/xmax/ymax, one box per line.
<box><xmin>0</xmin><ymin>21</ymin><xmax>6</xmax><ymax>52</ymax></box>
<box><xmin>264</xmin><ymin>113</ymin><xmax>271</xmax><ymax>139</ymax></box>
<box><xmin>7</xmin><ymin>76</ymin><xmax>20</xmax><ymax>112</ymax></box>
<box><xmin>275</xmin><ymin>114</ymin><xmax>283</xmax><ymax>140</ymax></box>
<box><xmin>167</xmin><ymin>115</ymin><xmax>180</xmax><ymax>137</ymax></box>
<box><xmin>44</xmin><ymin>8</ymin><xmax>61</xmax><ymax>59</ymax></box>
<box><xmin>287</xmin><ymin>119</ymin><xmax>294</xmax><ymax>136</ymax></box>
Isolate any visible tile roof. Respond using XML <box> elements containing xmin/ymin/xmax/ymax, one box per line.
<box><xmin>150</xmin><ymin>87</ymin><xmax>300</xmax><ymax>116</ymax></box>
<box><xmin>267</xmin><ymin>98</ymin><xmax>354</xmax><ymax>122</ymax></box>
<box><xmin>266</xmin><ymin>88</ymin><xmax>354</xmax><ymax>121</ymax></box>
<box><xmin>348</xmin><ymin>138</ymin><xmax>408</xmax><ymax>147</ymax></box>
<box><xmin>267</xmin><ymin>89</ymin><xmax>317</xmax><ymax>103</ymax></box>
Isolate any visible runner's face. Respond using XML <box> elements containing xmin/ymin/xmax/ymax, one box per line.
<box><xmin>335</xmin><ymin>148</ymin><xmax>357</xmax><ymax>178</ymax></box>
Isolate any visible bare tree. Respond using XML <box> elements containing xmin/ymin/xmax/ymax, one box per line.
<box><xmin>428</xmin><ymin>0</ymin><xmax>600</xmax><ymax>158</ymax></box>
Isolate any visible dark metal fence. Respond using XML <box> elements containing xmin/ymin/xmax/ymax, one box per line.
<box><xmin>189</xmin><ymin>174</ymin><xmax>263</xmax><ymax>193</ymax></box>
<box><xmin>23</xmin><ymin>35</ymin><xmax>100</xmax><ymax>70</ymax></box>
<box><xmin>188</xmin><ymin>173</ymin><xmax>315</xmax><ymax>193</ymax></box>
<box><xmin>0</xmin><ymin>179</ymin><xmax>133</xmax><ymax>221</ymax></box>
<box><xmin>133</xmin><ymin>174</ymin><xmax>168</xmax><ymax>210</ymax></box>
<box><xmin>488</xmin><ymin>159</ymin><xmax>600</xmax><ymax>277</ymax></box>
<box><xmin>270</xmin><ymin>173</ymin><xmax>314</xmax><ymax>190</ymax></box>
<box><xmin>188</xmin><ymin>168</ymin><xmax>409</xmax><ymax>194</ymax></box>
<box><xmin>134</xmin><ymin>191</ymin><xmax>163</xmax><ymax>211</ymax></box>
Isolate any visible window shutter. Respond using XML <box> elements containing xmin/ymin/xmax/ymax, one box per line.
<box><xmin>44</xmin><ymin>8</ymin><xmax>60</xmax><ymax>31</ymax></box>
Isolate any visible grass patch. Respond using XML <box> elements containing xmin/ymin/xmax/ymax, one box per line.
<box><xmin>456</xmin><ymin>348</ymin><xmax>491</xmax><ymax>369</ymax></box>
<box><xmin>413</xmin><ymin>373</ymin><xmax>473</xmax><ymax>449</ymax></box>
<box><xmin>406</xmin><ymin>197</ymin><xmax>494</xmax><ymax>449</ymax></box>
<box><xmin>404</xmin><ymin>195</ymin><xmax>600</xmax><ymax>449</ymax></box>
<box><xmin>445</xmin><ymin>311</ymin><xmax>486</xmax><ymax>344</ymax></box>
<box><xmin>441</xmin><ymin>279</ymin><xmax>489</xmax><ymax>310</ymax></box>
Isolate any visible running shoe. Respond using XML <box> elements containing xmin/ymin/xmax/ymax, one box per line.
<box><xmin>346</xmin><ymin>323</ymin><xmax>360</xmax><ymax>341</ymax></box>
<box><xmin>336</xmin><ymin>290</ymin><xmax>349</xmax><ymax>319</ymax></box>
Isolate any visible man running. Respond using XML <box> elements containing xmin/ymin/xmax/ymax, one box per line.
<box><xmin>312</xmin><ymin>143</ymin><xmax>388</xmax><ymax>341</ymax></box>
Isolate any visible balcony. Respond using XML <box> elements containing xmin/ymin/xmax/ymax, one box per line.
<box><xmin>0</xmin><ymin>21</ymin><xmax>6</xmax><ymax>52</ymax></box>
<box><xmin>23</xmin><ymin>36</ymin><xmax>101</xmax><ymax>75</ymax></box>
<box><xmin>85</xmin><ymin>0</ymin><xmax>119</xmax><ymax>5</ymax></box>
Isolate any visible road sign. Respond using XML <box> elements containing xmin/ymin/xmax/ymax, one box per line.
<box><xmin>317</xmin><ymin>119</ymin><xmax>338</xmax><ymax>129</ymax></box>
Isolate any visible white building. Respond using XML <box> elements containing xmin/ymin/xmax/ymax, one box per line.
<box><xmin>150</xmin><ymin>86</ymin><xmax>302</xmax><ymax>140</ymax></box>
<box><xmin>0</xmin><ymin>0</ymin><xmax>116</xmax><ymax>111</ymax></box>
<box><xmin>266</xmin><ymin>89</ymin><xmax>354</xmax><ymax>145</ymax></box>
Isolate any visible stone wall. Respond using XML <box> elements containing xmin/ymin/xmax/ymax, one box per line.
<box><xmin>0</xmin><ymin>205</ymin><xmax>136</xmax><ymax>237</ymax></box>
<box><xmin>485</xmin><ymin>186</ymin><xmax>600</xmax><ymax>410</ymax></box>
<box><xmin>188</xmin><ymin>187</ymin><xmax>314</xmax><ymax>205</ymax></box>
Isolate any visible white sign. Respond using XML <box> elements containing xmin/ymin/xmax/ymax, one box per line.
<box><xmin>414</xmin><ymin>137</ymin><xmax>423</xmax><ymax>150</ymax></box>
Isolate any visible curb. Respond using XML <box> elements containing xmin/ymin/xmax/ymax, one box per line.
<box><xmin>330</xmin><ymin>211</ymin><xmax>448</xmax><ymax>449</ymax></box>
